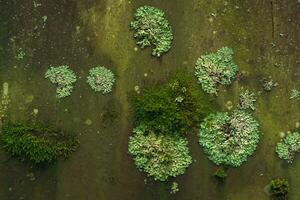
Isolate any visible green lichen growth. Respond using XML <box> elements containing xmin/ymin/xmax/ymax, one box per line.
<box><xmin>276</xmin><ymin>131</ymin><xmax>300</xmax><ymax>163</ymax></box>
<box><xmin>130</xmin><ymin>5</ymin><xmax>173</xmax><ymax>57</ymax></box>
<box><xmin>86</xmin><ymin>66</ymin><xmax>115</xmax><ymax>94</ymax></box>
<box><xmin>45</xmin><ymin>65</ymin><xmax>77</xmax><ymax>98</ymax></box>
<box><xmin>194</xmin><ymin>47</ymin><xmax>238</xmax><ymax>95</ymax></box>
<box><xmin>198</xmin><ymin>109</ymin><xmax>260</xmax><ymax>167</ymax></box>
<box><xmin>128</xmin><ymin>125</ymin><xmax>192</xmax><ymax>181</ymax></box>
<box><xmin>0</xmin><ymin>123</ymin><xmax>79</xmax><ymax>164</ymax></box>
<box><xmin>238</xmin><ymin>90</ymin><xmax>256</xmax><ymax>111</ymax></box>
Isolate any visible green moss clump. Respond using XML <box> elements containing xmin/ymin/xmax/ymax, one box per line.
<box><xmin>269</xmin><ymin>178</ymin><xmax>289</xmax><ymax>200</ymax></box>
<box><xmin>86</xmin><ymin>66</ymin><xmax>115</xmax><ymax>94</ymax></box>
<box><xmin>0</xmin><ymin>123</ymin><xmax>79</xmax><ymax>164</ymax></box>
<box><xmin>130</xmin><ymin>5</ymin><xmax>173</xmax><ymax>57</ymax></box>
<box><xmin>194</xmin><ymin>47</ymin><xmax>238</xmax><ymax>95</ymax></box>
<box><xmin>198</xmin><ymin>109</ymin><xmax>260</xmax><ymax>167</ymax></box>
<box><xmin>214</xmin><ymin>166</ymin><xmax>227</xmax><ymax>180</ymax></box>
<box><xmin>129</xmin><ymin>72</ymin><xmax>212</xmax><ymax>181</ymax></box>
<box><xmin>133</xmin><ymin>72</ymin><xmax>212</xmax><ymax>135</ymax></box>
<box><xmin>128</xmin><ymin>125</ymin><xmax>192</xmax><ymax>181</ymax></box>
<box><xmin>276</xmin><ymin>131</ymin><xmax>300</xmax><ymax>163</ymax></box>
<box><xmin>45</xmin><ymin>65</ymin><xmax>77</xmax><ymax>98</ymax></box>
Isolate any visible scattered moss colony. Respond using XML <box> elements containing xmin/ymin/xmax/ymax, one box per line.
<box><xmin>195</xmin><ymin>47</ymin><xmax>238</xmax><ymax>95</ymax></box>
<box><xmin>0</xmin><ymin>123</ymin><xmax>79</xmax><ymax>164</ymax></box>
<box><xmin>129</xmin><ymin>73</ymin><xmax>212</xmax><ymax>181</ymax></box>
<box><xmin>2</xmin><ymin>2</ymin><xmax>298</xmax><ymax>198</ymax></box>
<box><xmin>198</xmin><ymin>109</ymin><xmax>260</xmax><ymax>167</ymax></box>
<box><xmin>86</xmin><ymin>66</ymin><xmax>115</xmax><ymax>94</ymax></box>
<box><xmin>45</xmin><ymin>65</ymin><xmax>77</xmax><ymax>98</ymax></box>
<box><xmin>276</xmin><ymin>131</ymin><xmax>300</xmax><ymax>163</ymax></box>
<box><xmin>130</xmin><ymin>5</ymin><xmax>173</xmax><ymax>57</ymax></box>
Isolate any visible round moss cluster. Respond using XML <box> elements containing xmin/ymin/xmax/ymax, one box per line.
<box><xmin>194</xmin><ymin>47</ymin><xmax>238</xmax><ymax>95</ymax></box>
<box><xmin>128</xmin><ymin>125</ymin><xmax>192</xmax><ymax>181</ymax></box>
<box><xmin>86</xmin><ymin>66</ymin><xmax>115</xmax><ymax>94</ymax></box>
<box><xmin>0</xmin><ymin>123</ymin><xmax>79</xmax><ymax>164</ymax></box>
<box><xmin>130</xmin><ymin>5</ymin><xmax>173</xmax><ymax>57</ymax></box>
<box><xmin>45</xmin><ymin>65</ymin><xmax>77</xmax><ymax>98</ymax></box>
<box><xmin>276</xmin><ymin>131</ymin><xmax>300</xmax><ymax>163</ymax></box>
<box><xmin>198</xmin><ymin>109</ymin><xmax>260</xmax><ymax>167</ymax></box>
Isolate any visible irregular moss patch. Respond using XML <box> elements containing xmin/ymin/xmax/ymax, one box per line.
<box><xmin>276</xmin><ymin>131</ymin><xmax>300</xmax><ymax>163</ymax></box>
<box><xmin>0</xmin><ymin>123</ymin><xmax>79</xmax><ymax>164</ymax></box>
<box><xmin>130</xmin><ymin>5</ymin><xmax>173</xmax><ymax>57</ymax></box>
<box><xmin>45</xmin><ymin>65</ymin><xmax>77</xmax><ymax>98</ymax></box>
<box><xmin>133</xmin><ymin>72</ymin><xmax>212</xmax><ymax>135</ymax></box>
<box><xmin>198</xmin><ymin>110</ymin><xmax>260</xmax><ymax>167</ymax></box>
<box><xmin>194</xmin><ymin>47</ymin><xmax>238</xmax><ymax>95</ymax></box>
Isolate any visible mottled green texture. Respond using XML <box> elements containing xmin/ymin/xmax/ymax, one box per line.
<box><xmin>194</xmin><ymin>47</ymin><xmax>238</xmax><ymax>95</ymax></box>
<box><xmin>86</xmin><ymin>66</ymin><xmax>115</xmax><ymax>94</ymax></box>
<box><xmin>0</xmin><ymin>123</ymin><xmax>79</xmax><ymax>164</ymax></box>
<box><xmin>45</xmin><ymin>65</ymin><xmax>77</xmax><ymax>98</ymax></box>
<box><xmin>130</xmin><ymin>5</ymin><xmax>173</xmax><ymax>57</ymax></box>
<box><xmin>276</xmin><ymin>132</ymin><xmax>300</xmax><ymax>163</ymax></box>
<box><xmin>238</xmin><ymin>90</ymin><xmax>256</xmax><ymax>111</ymax></box>
<box><xmin>198</xmin><ymin>110</ymin><xmax>260</xmax><ymax>167</ymax></box>
<box><xmin>128</xmin><ymin>125</ymin><xmax>192</xmax><ymax>181</ymax></box>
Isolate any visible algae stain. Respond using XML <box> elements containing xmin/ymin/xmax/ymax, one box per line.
<box><xmin>3</xmin><ymin>82</ymin><xmax>8</xmax><ymax>95</ymax></box>
<box><xmin>0</xmin><ymin>82</ymin><xmax>10</xmax><ymax>121</ymax></box>
<box><xmin>79</xmin><ymin>0</ymin><xmax>134</xmax><ymax>113</ymax></box>
<box><xmin>78</xmin><ymin>1</ymin><xmax>136</xmax><ymax>196</ymax></box>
